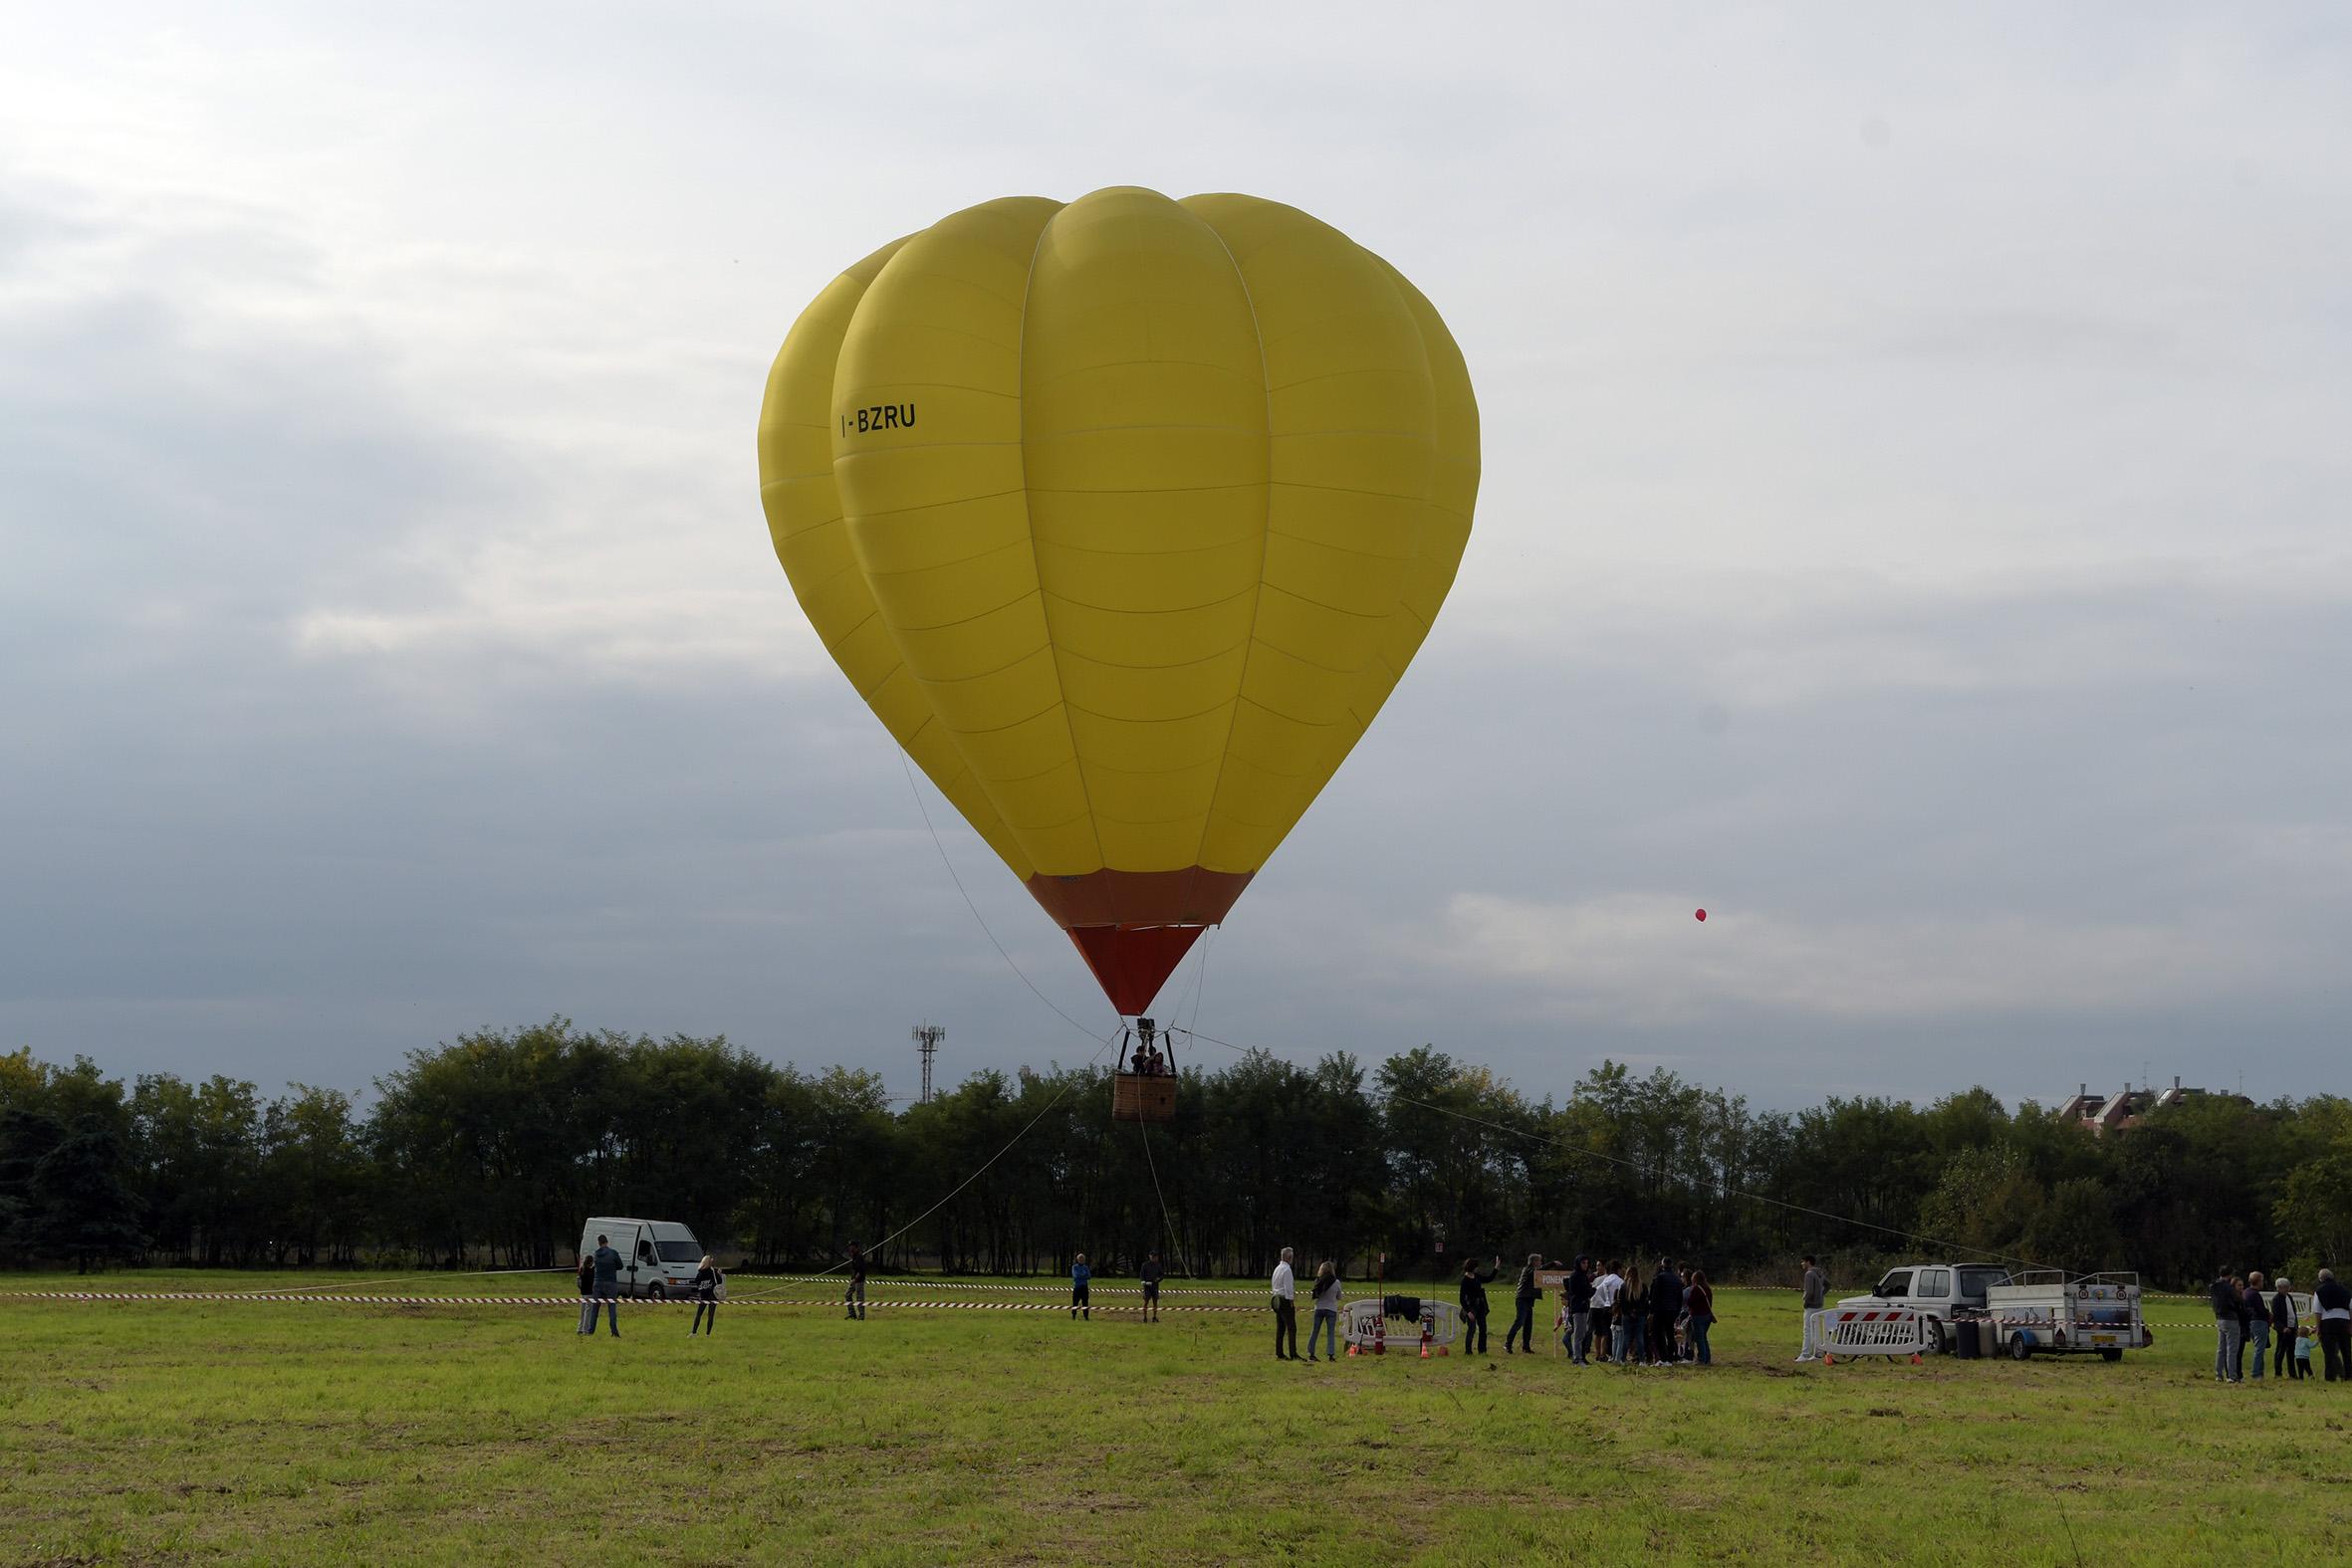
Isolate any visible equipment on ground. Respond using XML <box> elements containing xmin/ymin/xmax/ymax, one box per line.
<box><xmin>757</xmin><ymin>186</ymin><xmax>1481</xmax><ymax>1027</ymax></box>
<box><xmin>1984</xmin><ymin>1272</ymin><xmax>2152</xmax><ymax>1361</ymax></box>
<box><xmin>1344</xmin><ymin>1298</ymin><xmax>1457</xmax><ymax>1356</ymax></box>
<box><xmin>1800</xmin><ymin>1306</ymin><xmax>1932</xmax><ymax>1364</ymax></box>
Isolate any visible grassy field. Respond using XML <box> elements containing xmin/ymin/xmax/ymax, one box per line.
<box><xmin>3</xmin><ymin>1271</ymin><xmax>2348</xmax><ymax>1565</ymax></box>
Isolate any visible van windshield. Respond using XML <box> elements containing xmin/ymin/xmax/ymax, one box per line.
<box><xmin>656</xmin><ymin>1241</ymin><xmax>701</xmax><ymax>1263</ymax></box>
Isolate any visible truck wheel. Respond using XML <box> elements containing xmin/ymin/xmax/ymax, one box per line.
<box><xmin>647</xmin><ymin>1283</ymin><xmax>666</xmax><ymax>1301</ymax></box>
<box><xmin>2008</xmin><ymin>1334</ymin><xmax>2032</xmax><ymax>1362</ymax></box>
<box><xmin>2099</xmin><ymin>1348</ymin><xmax>2121</xmax><ymax>1363</ymax></box>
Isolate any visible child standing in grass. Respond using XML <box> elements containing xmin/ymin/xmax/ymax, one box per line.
<box><xmin>1070</xmin><ymin>1252</ymin><xmax>1091</xmax><ymax>1319</ymax></box>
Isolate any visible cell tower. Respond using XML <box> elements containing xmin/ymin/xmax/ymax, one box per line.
<box><xmin>913</xmin><ymin>1022</ymin><xmax>946</xmax><ymax>1104</ymax></box>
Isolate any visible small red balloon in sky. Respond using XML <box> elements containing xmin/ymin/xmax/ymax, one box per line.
<box><xmin>1695</xmin><ymin>908</ymin><xmax>1708</xmax><ymax>922</ymax></box>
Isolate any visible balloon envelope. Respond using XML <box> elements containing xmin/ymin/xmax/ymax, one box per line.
<box><xmin>758</xmin><ymin>187</ymin><xmax>1479</xmax><ymax>1013</ymax></box>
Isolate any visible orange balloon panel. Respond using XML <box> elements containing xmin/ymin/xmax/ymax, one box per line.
<box><xmin>757</xmin><ymin>188</ymin><xmax>1478</xmax><ymax>1012</ymax></box>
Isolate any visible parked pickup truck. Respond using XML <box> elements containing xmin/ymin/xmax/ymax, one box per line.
<box><xmin>1837</xmin><ymin>1261</ymin><xmax>2013</xmax><ymax>1353</ymax></box>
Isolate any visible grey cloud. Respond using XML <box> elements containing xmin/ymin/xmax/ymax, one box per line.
<box><xmin>3</xmin><ymin>4</ymin><xmax>2349</xmax><ymax>1114</ymax></box>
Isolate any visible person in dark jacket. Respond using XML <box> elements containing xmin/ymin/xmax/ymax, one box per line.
<box><xmin>1459</xmin><ymin>1254</ymin><xmax>1498</xmax><ymax>1355</ymax></box>
<box><xmin>2210</xmin><ymin>1268</ymin><xmax>2242</xmax><ymax>1383</ymax></box>
<box><xmin>689</xmin><ymin>1255</ymin><xmax>722</xmax><ymax>1336</ymax></box>
<box><xmin>1070</xmin><ymin>1252</ymin><xmax>1091</xmax><ymax>1320</ymax></box>
<box><xmin>1566</xmin><ymin>1257</ymin><xmax>1594</xmax><ymax>1364</ymax></box>
<box><xmin>2243</xmin><ymin>1272</ymin><xmax>2270</xmax><ymax>1381</ymax></box>
<box><xmin>2273</xmin><ymin>1277</ymin><xmax>2301</xmax><ymax>1379</ymax></box>
<box><xmin>845</xmin><ymin>1241</ymin><xmax>867</xmax><ymax>1322</ymax></box>
<box><xmin>589</xmin><ymin>1233</ymin><xmax>622</xmax><ymax>1337</ymax></box>
<box><xmin>1505</xmin><ymin>1253</ymin><xmax>1542</xmax><ymax>1354</ymax></box>
<box><xmin>1649</xmin><ymin>1258</ymin><xmax>1685</xmax><ymax>1367</ymax></box>
<box><xmin>1139</xmin><ymin>1251</ymin><xmax>1164</xmax><ymax>1322</ymax></box>
<box><xmin>2316</xmin><ymin>1268</ymin><xmax>2352</xmax><ymax>1382</ymax></box>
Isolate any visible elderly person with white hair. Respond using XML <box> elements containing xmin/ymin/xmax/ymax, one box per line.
<box><xmin>2271</xmin><ymin>1276</ymin><xmax>2302</xmax><ymax>1380</ymax></box>
<box><xmin>1271</xmin><ymin>1247</ymin><xmax>1299</xmax><ymax>1361</ymax></box>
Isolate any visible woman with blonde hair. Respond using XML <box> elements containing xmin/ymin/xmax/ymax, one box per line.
<box><xmin>689</xmin><ymin>1254</ymin><xmax>723</xmax><ymax>1336</ymax></box>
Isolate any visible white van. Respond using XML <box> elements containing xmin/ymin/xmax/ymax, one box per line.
<box><xmin>578</xmin><ymin>1217</ymin><xmax>710</xmax><ymax>1299</ymax></box>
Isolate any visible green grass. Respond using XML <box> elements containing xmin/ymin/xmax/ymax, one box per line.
<box><xmin>2</xmin><ymin>1272</ymin><xmax>2347</xmax><ymax>1564</ymax></box>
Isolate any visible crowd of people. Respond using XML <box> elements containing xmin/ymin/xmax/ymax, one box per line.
<box><xmin>2210</xmin><ymin>1265</ymin><xmax>2352</xmax><ymax>1383</ymax></box>
<box><xmin>1258</xmin><ymin>1247</ymin><xmax>1723</xmax><ymax>1366</ymax></box>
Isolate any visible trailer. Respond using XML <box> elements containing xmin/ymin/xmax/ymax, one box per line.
<box><xmin>1982</xmin><ymin>1271</ymin><xmax>2150</xmax><ymax>1361</ymax></box>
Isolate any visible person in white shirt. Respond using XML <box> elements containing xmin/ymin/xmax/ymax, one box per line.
<box><xmin>1271</xmin><ymin>1247</ymin><xmax>1299</xmax><ymax>1361</ymax></box>
<box><xmin>1590</xmin><ymin>1261</ymin><xmax>1626</xmax><ymax>1365</ymax></box>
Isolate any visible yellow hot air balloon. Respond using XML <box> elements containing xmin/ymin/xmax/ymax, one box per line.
<box><xmin>758</xmin><ymin>187</ymin><xmax>1478</xmax><ymax>1018</ymax></box>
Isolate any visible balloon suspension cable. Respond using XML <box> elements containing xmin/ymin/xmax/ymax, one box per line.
<box><xmin>899</xmin><ymin>751</ymin><xmax>1114</xmax><ymax>1045</ymax></box>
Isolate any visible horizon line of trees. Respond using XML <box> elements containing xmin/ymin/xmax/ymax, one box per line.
<box><xmin>4</xmin><ymin>1019</ymin><xmax>2347</xmax><ymax>1289</ymax></box>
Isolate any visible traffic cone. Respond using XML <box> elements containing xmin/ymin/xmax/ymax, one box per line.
<box><xmin>1420</xmin><ymin>1318</ymin><xmax>1433</xmax><ymax>1359</ymax></box>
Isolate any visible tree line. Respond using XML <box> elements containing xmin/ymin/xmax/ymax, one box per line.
<box><xmin>4</xmin><ymin>1019</ymin><xmax>2347</xmax><ymax>1288</ymax></box>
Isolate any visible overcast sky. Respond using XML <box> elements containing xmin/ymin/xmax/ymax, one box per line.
<box><xmin>4</xmin><ymin>4</ymin><xmax>2347</xmax><ymax>1112</ymax></box>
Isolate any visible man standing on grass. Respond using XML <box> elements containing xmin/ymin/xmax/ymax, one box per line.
<box><xmin>1140</xmin><ymin>1250</ymin><xmax>1163</xmax><ymax>1322</ymax></box>
<box><xmin>1797</xmin><ymin>1254</ymin><xmax>1827</xmax><ymax>1361</ymax></box>
<box><xmin>2316</xmin><ymin>1268</ymin><xmax>2352</xmax><ymax>1382</ymax></box>
<box><xmin>2211</xmin><ymin>1266</ymin><xmax>2243</xmax><ymax>1383</ymax></box>
<box><xmin>1272</xmin><ymin>1247</ymin><xmax>1299</xmax><ymax>1361</ymax></box>
<box><xmin>589</xmin><ymin>1233</ymin><xmax>622</xmax><ymax>1338</ymax></box>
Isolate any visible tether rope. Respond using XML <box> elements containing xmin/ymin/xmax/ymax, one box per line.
<box><xmin>1137</xmin><ymin>1118</ymin><xmax>1192</xmax><ymax>1279</ymax></box>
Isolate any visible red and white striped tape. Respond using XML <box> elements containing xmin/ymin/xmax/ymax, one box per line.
<box><xmin>0</xmin><ymin>1291</ymin><xmax>1264</xmax><ymax>1313</ymax></box>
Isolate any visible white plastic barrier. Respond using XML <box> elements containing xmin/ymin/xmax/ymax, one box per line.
<box><xmin>1341</xmin><ymin>1297</ymin><xmax>1459</xmax><ymax>1355</ymax></box>
<box><xmin>1799</xmin><ymin>1306</ymin><xmax>1931</xmax><ymax>1363</ymax></box>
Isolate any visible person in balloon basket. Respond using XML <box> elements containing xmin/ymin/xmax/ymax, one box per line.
<box><xmin>587</xmin><ymin>1233</ymin><xmax>622</xmax><ymax>1338</ymax></box>
<box><xmin>2316</xmin><ymin>1268</ymin><xmax>2352</xmax><ymax>1382</ymax></box>
<box><xmin>1458</xmin><ymin>1254</ymin><xmax>1498</xmax><ymax>1355</ymax></box>
<box><xmin>1139</xmin><ymin>1250</ymin><xmax>1163</xmax><ymax>1322</ymax></box>
<box><xmin>1307</xmin><ymin>1260</ymin><xmax>1343</xmax><ymax>1362</ymax></box>
<box><xmin>1271</xmin><ymin>1247</ymin><xmax>1299</xmax><ymax>1361</ymax></box>
<box><xmin>1070</xmin><ymin>1252</ymin><xmax>1091</xmax><ymax>1319</ymax></box>
<box><xmin>844</xmin><ymin>1241</ymin><xmax>867</xmax><ymax>1322</ymax></box>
